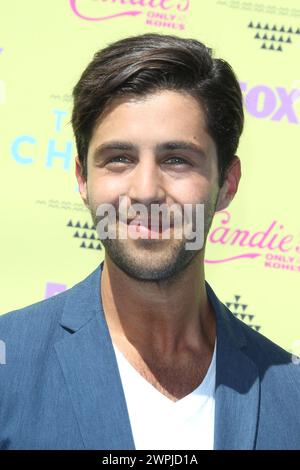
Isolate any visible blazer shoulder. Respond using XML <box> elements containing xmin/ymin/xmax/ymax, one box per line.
<box><xmin>0</xmin><ymin>266</ymin><xmax>101</xmax><ymax>339</ymax></box>
<box><xmin>227</xmin><ymin>308</ymin><xmax>300</xmax><ymax>383</ymax></box>
<box><xmin>0</xmin><ymin>287</ymin><xmax>69</xmax><ymax>326</ymax></box>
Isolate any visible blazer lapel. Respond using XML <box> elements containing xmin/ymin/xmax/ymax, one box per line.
<box><xmin>54</xmin><ymin>264</ymin><xmax>135</xmax><ymax>450</ymax></box>
<box><xmin>206</xmin><ymin>283</ymin><xmax>260</xmax><ymax>450</ymax></box>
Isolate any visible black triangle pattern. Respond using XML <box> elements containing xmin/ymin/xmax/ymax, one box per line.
<box><xmin>67</xmin><ymin>219</ymin><xmax>102</xmax><ymax>249</ymax></box>
<box><xmin>225</xmin><ymin>294</ymin><xmax>261</xmax><ymax>331</ymax></box>
<box><xmin>248</xmin><ymin>21</ymin><xmax>299</xmax><ymax>52</ymax></box>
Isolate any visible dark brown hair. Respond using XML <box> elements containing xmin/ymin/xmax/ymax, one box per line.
<box><xmin>72</xmin><ymin>33</ymin><xmax>244</xmax><ymax>185</ymax></box>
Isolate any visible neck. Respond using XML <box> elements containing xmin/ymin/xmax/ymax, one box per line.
<box><xmin>100</xmin><ymin>253</ymin><xmax>216</xmax><ymax>360</ymax></box>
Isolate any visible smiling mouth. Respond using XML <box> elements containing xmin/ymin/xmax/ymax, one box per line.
<box><xmin>126</xmin><ymin>216</ymin><xmax>172</xmax><ymax>232</ymax></box>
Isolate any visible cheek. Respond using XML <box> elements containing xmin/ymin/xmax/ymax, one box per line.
<box><xmin>173</xmin><ymin>177</ymin><xmax>213</xmax><ymax>204</ymax></box>
<box><xmin>86</xmin><ymin>175</ymin><xmax>128</xmax><ymax>211</ymax></box>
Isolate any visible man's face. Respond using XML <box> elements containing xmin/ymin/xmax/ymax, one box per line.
<box><xmin>76</xmin><ymin>90</ymin><xmax>233</xmax><ymax>282</ymax></box>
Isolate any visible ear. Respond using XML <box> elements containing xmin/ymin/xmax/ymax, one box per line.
<box><xmin>216</xmin><ymin>156</ymin><xmax>241</xmax><ymax>212</ymax></box>
<box><xmin>75</xmin><ymin>157</ymin><xmax>89</xmax><ymax>208</ymax></box>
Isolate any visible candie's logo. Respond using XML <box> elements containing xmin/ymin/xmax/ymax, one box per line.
<box><xmin>206</xmin><ymin>210</ymin><xmax>300</xmax><ymax>273</ymax></box>
<box><xmin>70</xmin><ymin>0</ymin><xmax>191</xmax><ymax>30</ymax></box>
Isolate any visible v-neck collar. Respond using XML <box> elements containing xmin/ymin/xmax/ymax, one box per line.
<box><xmin>112</xmin><ymin>340</ymin><xmax>217</xmax><ymax>408</ymax></box>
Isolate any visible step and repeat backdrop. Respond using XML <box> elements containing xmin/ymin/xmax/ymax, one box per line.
<box><xmin>1</xmin><ymin>0</ymin><xmax>299</xmax><ymax>354</ymax></box>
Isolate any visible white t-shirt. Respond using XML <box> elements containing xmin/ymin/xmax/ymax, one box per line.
<box><xmin>113</xmin><ymin>340</ymin><xmax>216</xmax><ymax>450</ymax></box>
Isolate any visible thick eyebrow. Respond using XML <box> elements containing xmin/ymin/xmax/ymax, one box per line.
<box><xmin>92</xmin><ymin>140</ymin><xmax>207</xmax><ymax>160</ymax></box>
<box><xmin>156</xmin><ymin>141</ymin><xmax>207</xmax><ymax>158</ymax></box>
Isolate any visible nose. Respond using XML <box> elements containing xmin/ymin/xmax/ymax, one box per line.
<box><xmin>127</xmin><ymin>156</ymin><xmax>166</xmax><ymax>207</ymax></box>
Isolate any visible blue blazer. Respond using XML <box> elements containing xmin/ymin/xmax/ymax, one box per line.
<box><xmin>0</xmin><ymin>262</ymin><xmax>300</xmax><ymax>450</ymax></box>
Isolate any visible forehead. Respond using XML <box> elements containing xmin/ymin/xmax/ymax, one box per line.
<box><xmin>89</xmin><ymin>90</ymin><xmax>216</xmax><ymax>155</ymax></box>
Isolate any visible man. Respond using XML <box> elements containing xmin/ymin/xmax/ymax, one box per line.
<box><xmin>0</xmin><ymin>33</ymin><xmax>299</xmax><ymax>450</ymax></box>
